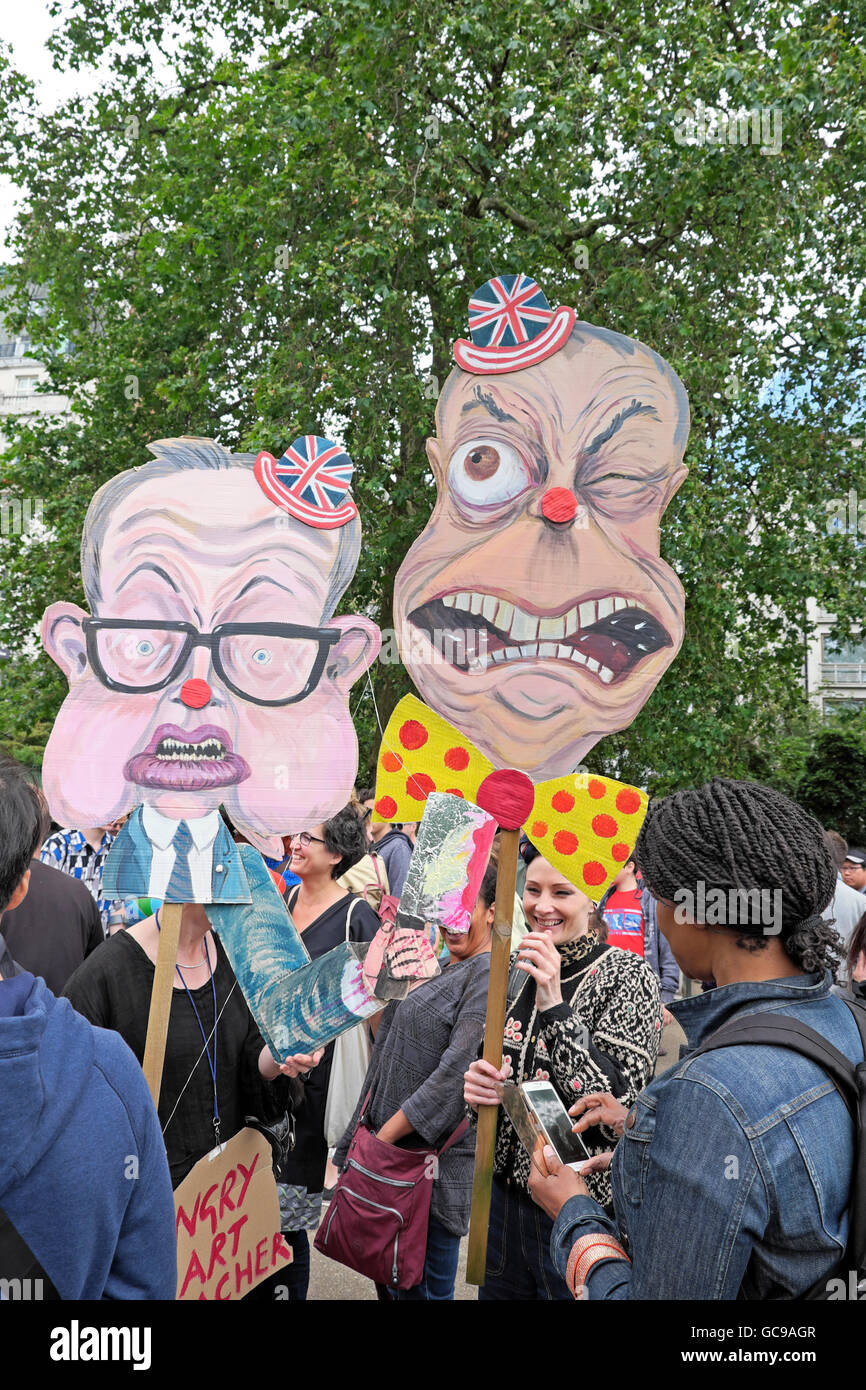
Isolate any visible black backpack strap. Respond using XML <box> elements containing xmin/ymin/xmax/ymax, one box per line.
<box><xmin>0</xmin><ymin>1208</ymin><xmax>61</xmax><ymax>1299</ymax></box>
<box><xmin>690</xmin><ymin>1009</ymin><xmax>866</xmax><ymax>1299</ymax></box>
<box><xmin>688</xmin><ymin>1012</ymin><xmax>859</xmax><ymax>1118</ymax></box>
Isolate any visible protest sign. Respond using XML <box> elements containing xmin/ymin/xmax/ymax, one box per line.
<box><xmin>393</xmin><ymin>275</ymin><xmax>689</xmax><ymax>779</ymax></box>
<box><xmin>39</xmin><ymin>433</ymin><xmax>380</xmax><ymax>1101</ymax></box>
<box><xmin>174</xmin><ymin>1127</ymin><xmax>291</xmax><ymax>1300</ymax></box>
<box><xmin>389</xmin><ymin>274</ymin><xmax>688</xmax><ymax>1283</ymax></box>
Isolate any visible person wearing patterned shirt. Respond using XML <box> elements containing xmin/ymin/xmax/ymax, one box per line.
<box><xmin>464</xmin><ymin>842</ymin><xmax>662</xmax><ymax>1300</ymax></box>
<box><xmin>40</xmin><ymin>824</ymin><xmax>122</xmax><ymax>934</ymax></box>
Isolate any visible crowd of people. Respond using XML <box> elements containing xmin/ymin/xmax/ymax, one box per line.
<box><xmin>1</xmin><ymin>750</ymin><xmax>865</xmax><ymax>1301</ymax></box>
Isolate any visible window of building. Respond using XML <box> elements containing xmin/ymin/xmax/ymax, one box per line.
<box><xmin>823</xmin><ymin>635</ymin><xmax>866</xmax><ymax>664</ymax></box>
<box><xmin>824</xmin><ymin>698</ymin><xmax>866</xmax><ymax>717</ymax></box>
<box><xmin>14</xmin><ymin>376</ymin><xmax>38</xmax><ymax>395</ymax></box>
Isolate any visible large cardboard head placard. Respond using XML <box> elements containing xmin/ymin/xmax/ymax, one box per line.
<box><xmin>41</xmin><ymin>436</ymin><xmax>381</xmax><ymax>901</ymax></box>
<box><xmin>394</xmin><ymin>275</ymin><xmax>690</xmax><ymax>779</ymax></box>
<box><xmin>374</xmin><ymin>695</ymin><xmax>648</xmax><ymax>903</ymax></box>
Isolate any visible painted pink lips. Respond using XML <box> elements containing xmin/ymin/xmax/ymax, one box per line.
<box><xmin>124</xmin><ymin>724</ymin><xmax>251</xmax><ymax>791</ymax></box>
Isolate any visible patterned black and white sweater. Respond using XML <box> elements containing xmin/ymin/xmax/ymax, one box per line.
<box><xmin>489</xmin><ymin>930</ymin><xmax>662</xmax><ymax>1207</ymax></box>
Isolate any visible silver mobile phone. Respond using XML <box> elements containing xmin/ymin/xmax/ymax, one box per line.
<box><xmin>520</xmin><ymin>1080</ymin><xmax>592</xmax><ymax>1171</ymax></box>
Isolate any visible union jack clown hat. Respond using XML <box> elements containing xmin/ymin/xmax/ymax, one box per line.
<box><xmin>253</xmin><ymin>434</ymin><xmax>358</xmax><ymax>529</ymax></box>
<box><xmin>453</xmin><ymin>273</ymin><xmax>576</xmax><ymax>375</ymax></box>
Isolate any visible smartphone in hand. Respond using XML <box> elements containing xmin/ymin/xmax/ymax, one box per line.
<box><xmin>521</xmin><ymin>1080</ymin><xmax>592</xmax><ymax>1171</ymax></box>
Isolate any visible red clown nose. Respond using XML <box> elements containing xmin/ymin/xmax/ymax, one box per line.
<box><xmin>541</xmin><ymin>487</ymin><xmax>579</xmax><ymax>524</ymax></box>
<box><xmin>180</xmin><ymin>678</ymin><xmax>212</xmax><ymax>709</ymax></box>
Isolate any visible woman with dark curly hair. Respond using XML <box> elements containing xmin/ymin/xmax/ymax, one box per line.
<box><xmin>528</xmin><ymin>778</ymin><xmax>864</xmax><ymax>1301</ymax></box>
<box><xmin>271</xmin><ymin>804</ymin><xmax>380</xmax><ymax>1300</ymax></box>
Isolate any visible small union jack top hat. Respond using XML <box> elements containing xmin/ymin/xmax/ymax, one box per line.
<box><xmin>453</xmin><ymin>273</ymin><xmax>576</xmax><ymax>375</ymax></box>
<box><xmin>253</xmin><ymin>434</ymin><xmax>358</xmax><ymax>529</ymax></box>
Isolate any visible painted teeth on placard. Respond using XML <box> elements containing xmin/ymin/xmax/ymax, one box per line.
<box><xmin>539</xmin><ymin>615</ymin><xmax>566</xmax><ymax>640</ymax></box>
<box><xmin>579</xmin><ymin>600</ymin><xmax>596</xmax><ymax>628</ymax></box>
<box><xmin>442</xmin><ymin>593</ymin><xmax>456</xmax><ymax>608</ymax></box>
<box><xmin>510</xmin><ymin>608</ymin><xmax>539</xmax><ymax>642</ymax></box>
<box><xmin>494</xmin><ymin>600</ymin><xmax>515</xmax><ymax>630</ymax></box>
<box><xmin>455</xmin><ymin>592</ymin><xmax>472</xmax><ymax>612</ymax></box>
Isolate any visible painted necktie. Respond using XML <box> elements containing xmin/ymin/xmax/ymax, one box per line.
<box><xmin>165</xmin><ymin>820</ymin><xmax>195</xmax><ymax>902</ymax></box>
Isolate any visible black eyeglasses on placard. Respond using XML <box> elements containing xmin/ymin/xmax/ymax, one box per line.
<box><xmin>82</xmin><ymin>618</ymin><xmax>340</xmax><ymax>708</ymax></box>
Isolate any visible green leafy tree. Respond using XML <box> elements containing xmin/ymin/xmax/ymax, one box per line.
<box><xmin>797</xmin><ymin>724</ymin><xmax>866</xmax><ymax>845</ymax></box>
<box><xmin>0</xmin><ymin>0</ymin><xmax>864</xmax><ymax>797</ymax></box>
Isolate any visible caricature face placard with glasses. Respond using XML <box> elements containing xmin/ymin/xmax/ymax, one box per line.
<box><xmin>40</xmin><ymin>435</ymin><xmax>381</xmax><ymax>902</ymax></box>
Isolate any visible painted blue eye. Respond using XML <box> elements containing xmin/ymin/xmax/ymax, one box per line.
<box><xmin>252</xmin><ymin>648</ymin><xmax>272</xmax><ymax>665</ymax></box>
<box><xmin>135</xmin><ymin>639</ymin><xmax>155</xmax><ymax>656</ymax></box>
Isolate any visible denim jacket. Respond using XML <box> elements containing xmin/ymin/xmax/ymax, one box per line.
<box><xmin>551</xmin><ymin>970</ymin><xmax>864</xmax><ymax>1299</ymax></box>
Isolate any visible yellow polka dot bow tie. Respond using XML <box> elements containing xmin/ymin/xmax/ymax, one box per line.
<box><xmin>373</xmin><ymin>696</ymin><xmax>648</xmax><ymax>902</ymax></box>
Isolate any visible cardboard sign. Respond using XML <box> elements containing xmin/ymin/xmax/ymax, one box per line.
<box><xmin>393</xmin><ymin>278</ymin><xmax>689</xmax><ymax>780</ymax></box>
<box><xmin>373</xmin><ymin>695</ymin><xmax>648</xmax><ymax>902</ymax></box>
<box><xmin>40</xmin><ymin>435</ymin><xmax>381</xmax><ymax>901</ymax></box>
<box><xmin>174</xmin><ymin>1127</ymin><xmax>291</xmax><ymax>1300</ymax></box>
<box><xmin>210</xmin><ymin>845</ymin><xmax>440</xmax><ymax>1057</ymax></box>
<box><xmin>396</xmin><ymin>792</ymin><xmax>496</xmax><ymax>935</ymax></box>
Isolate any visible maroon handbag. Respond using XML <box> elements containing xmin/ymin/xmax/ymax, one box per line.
<box><xmin>314</xmin><ymin>1099</ymin><xmax>468</xmax><ymax>1290</ymax></box>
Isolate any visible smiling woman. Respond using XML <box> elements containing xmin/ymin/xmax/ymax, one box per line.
<box><xmin>463</xmin><ymin>841</ymin><xmax>662</xmax><ymax>1301</ymax></box>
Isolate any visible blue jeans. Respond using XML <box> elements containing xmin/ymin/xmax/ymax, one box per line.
<box><xmin>377</xmin><ymin>1215</ymin><xmax>461</xmax><ymax>1301</ymax></box>
<box><xmin>478</xmin><ymin>1177</ymin><xmax>571</xmax><ymax>1301</ymax></box>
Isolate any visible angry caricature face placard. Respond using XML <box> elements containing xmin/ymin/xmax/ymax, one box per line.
<box><xmin>394</xmin><ymin>274</ymin><xmax>690</xmax><ymax>779</ymax></box>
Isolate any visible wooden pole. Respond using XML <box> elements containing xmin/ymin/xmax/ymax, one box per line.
<box><xmin>142</xmin><ymin>901</ymin><xmax>184</xmax><ymax>1108</ymax></box>
<box><xmin>466</xmin><ymin>825</ymin><xmax>520</xmax><ymax>1286</ymax></box>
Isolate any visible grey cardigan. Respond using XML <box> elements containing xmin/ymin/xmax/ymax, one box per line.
<box><xmin>333</xmin><ymin>952</ymin><xmax>491</xmax><ymax>1236</ymax></box>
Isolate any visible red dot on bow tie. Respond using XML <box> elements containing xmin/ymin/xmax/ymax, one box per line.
<box><xmin>180</xmin><ymin>678</ymin><xmax>212</xmax><ymax>709</ymax></box>
<box><xmin>477</xmin><ymin>769</ymin><xmax>535</xmax><ymax>829</ymax></box>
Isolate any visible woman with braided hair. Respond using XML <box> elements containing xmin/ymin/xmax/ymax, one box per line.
<box><xmin>528</xmin><ymin>777</ymin><xmax>864</xmax><ymax>1300</ymax></box>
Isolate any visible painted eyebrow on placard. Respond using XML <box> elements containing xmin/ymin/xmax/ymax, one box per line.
<box><xmin>117</xmin><ymin>562</ymin><xmax>181</xmax><ymax>593</ymax></box>
<box><xmin>460</xmin><ymin>387</ymin><xmax>519</xmax><ymax>425</ymax></box>
<box><xmin>583</xmin><ymin>400</ymin><xmax>660</xmax><ymax>457</ymax></box>
<box><xmin>231</xmin><ymin>572</ymin><xmax>319</xmax><ymax>603</ymax></box>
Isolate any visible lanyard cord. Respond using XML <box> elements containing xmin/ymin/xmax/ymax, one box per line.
<box><xmin>156</xmin><ymin>912</ymin><xmax>224</xmax><ymax>1145</ymax></box>
<box><xmin>160</xmin><ymin>980</ymin><xmax>237</xmax><ymax>1142</ymax></box>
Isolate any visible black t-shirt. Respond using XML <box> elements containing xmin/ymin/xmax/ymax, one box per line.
<box><xmin>279</xmin><ymin>892</ymin><xmax>380</xmax><ymax>1192</ymax></box>
<box><xmin>2</xmin><ymin>859</ymin><xmax>105</xmax><ymax>995</ymax></box>
<box><xmin>62</xmin><ymin>930</ymin><xmax>288</xmax><ymax>1187</ymax></box>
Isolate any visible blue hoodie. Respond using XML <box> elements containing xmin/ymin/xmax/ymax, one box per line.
<box><xmin>0</xmin><ymin>968</ymin><xmax>177</xmax><ymax>1299</ymax></box>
